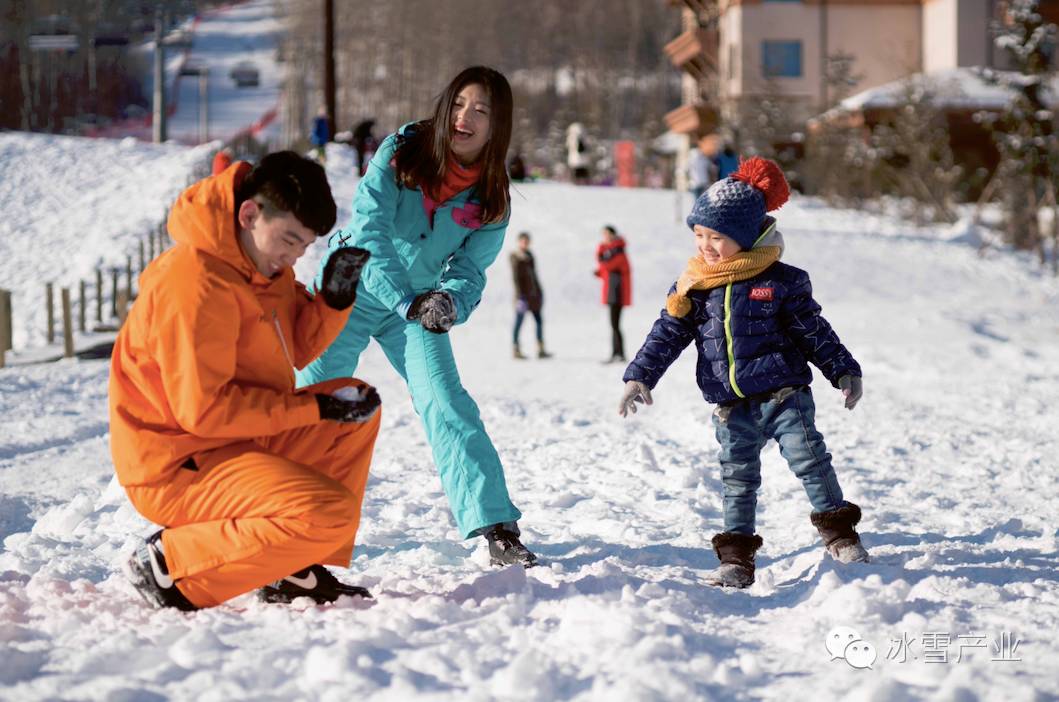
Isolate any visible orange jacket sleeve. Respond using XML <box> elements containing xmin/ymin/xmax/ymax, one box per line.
<box><xmin>151</xmin><ymin>273</ymin><xmax>320</xmax><ymax>439</ymax></box>
<box><xmin>291</xmin><ymin>281</ymin><xmax>353</xmax><ymax>370</ymax></box>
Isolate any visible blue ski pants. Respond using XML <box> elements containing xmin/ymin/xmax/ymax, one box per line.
<box><xmin>297</xmin><ymin>294</ymin><xmax>522</xmax><ymax>538</ymax></box>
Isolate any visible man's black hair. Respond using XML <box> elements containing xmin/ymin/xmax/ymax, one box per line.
<box><xmin>236</xmin><ymin>151</ymin><xmax>337</xmax><ymax>235</ymax></box>
<box><xmin>603</xmin><ymin>225</ymin><xmax>617</xmax><ymax>235</ymax></box>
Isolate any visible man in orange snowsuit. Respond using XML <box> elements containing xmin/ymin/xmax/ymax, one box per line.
<box><xmin>110</xmin><ymin>151</ymin><xmax>381</xmax><ymax>610</ymax></box>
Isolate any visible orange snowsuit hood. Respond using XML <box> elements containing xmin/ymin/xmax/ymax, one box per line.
<box><xmin>109</xmin><ymin>163</ymin><xmax>352</xmax><ymax>486</ymax></box>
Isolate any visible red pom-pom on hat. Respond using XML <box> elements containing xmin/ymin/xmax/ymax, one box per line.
<box><xmin>731</xmin><ymin>156</ymin><xmax>790</xmax><ymax>212</ymax></box>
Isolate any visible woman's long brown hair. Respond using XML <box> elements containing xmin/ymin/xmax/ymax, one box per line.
<box><xmin>392</xmin><ymin>66</ymin><xmax>513</xmax><ymax>225</ymax></box>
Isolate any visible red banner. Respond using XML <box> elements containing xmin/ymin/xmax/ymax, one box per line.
<box><xmin>614</xmin><ymin>141</ymin><xmax>637</xmax><ymax>188</ymax></box>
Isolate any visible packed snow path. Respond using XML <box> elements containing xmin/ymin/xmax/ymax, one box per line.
<box><xmin>1</xmin><ymin>143</ymin><xmax>1057</xmax><ymax>700</ymax></box>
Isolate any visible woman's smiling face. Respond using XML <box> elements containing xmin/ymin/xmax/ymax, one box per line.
<box><xmin>450</xmin><ymin>83</ymin><xmax>491</xmax><ymax>164</ymax></box>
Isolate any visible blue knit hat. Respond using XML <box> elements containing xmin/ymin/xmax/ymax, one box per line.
<box><xmin>686</xmin><ymin>157</ymin><xmax>790</xmax><ymax>250</ymax></box>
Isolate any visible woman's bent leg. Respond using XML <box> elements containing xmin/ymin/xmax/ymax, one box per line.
<box><xmin>374</xmin><ymin>317</ymin><xmax>522</xmax><ymax>537</ymax></box>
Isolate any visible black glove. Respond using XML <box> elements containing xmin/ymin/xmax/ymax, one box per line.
<box><xmin>406</xmin><ymin>290</ymin><xmax>456</xmax><ymax>333</ymax></box>
<box><xmin>315</xmin><ymin>385</ymin><xmax>381</xmax><ymax>423</ymax></box>
<box><xmin>320</xmin><ymin>247</ymin><xmax>370</xmax><ymax>310</ymax></box>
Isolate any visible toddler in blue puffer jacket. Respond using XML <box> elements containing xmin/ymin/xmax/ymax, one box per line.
<box><xmin>618</xmin><ymin>157</ymin><xmax>868</xmax><ymax>589</ymax></box>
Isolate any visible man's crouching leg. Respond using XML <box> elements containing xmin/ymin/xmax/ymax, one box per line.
<box><xmin>124</xmin><ymin>407</ymin><xmax>381</xmax><ymax>609</ymax></box>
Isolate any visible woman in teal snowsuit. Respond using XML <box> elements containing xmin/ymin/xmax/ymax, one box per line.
<box><xmin>297</xmin><ymin>66</ymin><xmax>536</xmax><ymax>567</ymax></box>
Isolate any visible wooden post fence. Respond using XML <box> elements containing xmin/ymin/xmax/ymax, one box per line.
<box><xmin>61</xmin><ymin>288</ymin><xmax>74</xmax><ymax>358</ymax></box>
<box><xmin>110</xmin><ymin>268</ymin><xmax>119</xmax><ymax>319</ymax></box>
<box><xmin>139</xmin><ymin>239</ymin><xmax>145</xmax><ymax>272</ymax></box>
<box><xmin>95</xmin><ymin>269</ymin><xmax>103</xmax><ymax>324</ymax></box>
<box><xmin>78</xmin><ymin>280</ymin><xmax>86</xmax><ymax>333</ymax></box>
<box><xmin>126</xmin><ymin>256</ymin><xmax>133</xmax><ymax>299</ymax></box>
<box><xmin>46</xmin><ymin>282</ymin><xmax>54</xmax><ymax>345</ymax></box>
<box><xmin>0</xmin><ymin>288</ymin><xmax>11</xmax><ymax>368</ymax></box>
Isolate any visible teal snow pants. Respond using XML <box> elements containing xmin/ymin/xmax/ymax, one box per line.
<box><xmin>296</xmin><ymin>294</ymin><xmax>522</xmax><ymax>538</ymax></box>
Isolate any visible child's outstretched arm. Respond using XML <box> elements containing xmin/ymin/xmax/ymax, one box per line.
<box><xmin>619</xmin><ymin>288</ymin><xmax>697</xmax><ymax>417</ymax></box>
<box><xmin>618</xmin><ymin>381</ymin><xmax>652</xmax><ymax>416</ymax></box>
<box><xmin>838</xmin><ymin>375</ymin><xmax>863</xmax><ymax>410</ymax></box>
<box><xmin>780</xmin><ymin>272</ymin><xmax>863</xmax><ymax>409</ymax></box>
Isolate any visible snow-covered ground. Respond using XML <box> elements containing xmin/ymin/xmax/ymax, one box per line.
<box><xmin>0</xmin><ymin>136</ymin><xmax>1057</xmax><ymax>700</ymax></box>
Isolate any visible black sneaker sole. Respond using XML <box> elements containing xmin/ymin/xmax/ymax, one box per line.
<box><xmin>122</xmin><ymin>555</ymin><xmax>167</xmax><ymax>609</ymax></box>
<box><xmin>489</xmin><ymin>555</ymin><xmax>540</xmax><ymax>569</ymax></box>
<box><xmin>258</xmin><ymin>586</ymin><xmax>372</xmax><ymax>604</ymax></box>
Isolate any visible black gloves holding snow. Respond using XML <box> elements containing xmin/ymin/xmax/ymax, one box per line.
<box><xmin>407</xmin><ymin>290</ymin><xmax>456</xmax><ymax>333</ymax></box>
<box><xmin>320</xmin><ymin>247</ymin><xmax>370</xmax><ymax>310</ymax></box>
<box><xmin>316</xmin><ymin>385</ymin><xmax>381</xmax><ymax>423</ymax></box>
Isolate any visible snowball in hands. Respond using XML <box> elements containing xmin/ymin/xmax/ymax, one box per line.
<box><xmin>316</xmin><ymin>385</ymin><xmax>381</xmax><ymax>423</ymax></box>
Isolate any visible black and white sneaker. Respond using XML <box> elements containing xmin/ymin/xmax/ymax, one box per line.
<box><xmin>484</xmin><ymin>523</ymin><xmax>538</xmax><ymax>568</ymax></box>
<box><xmin>123</xmin><ymin>530</ymin><xmax>197</xmax><ymax>611</ymax></box>
<box><xmin>258</xmin><ymin>564</ymin><xmax>372</xmax><ymax>604</ymax></box>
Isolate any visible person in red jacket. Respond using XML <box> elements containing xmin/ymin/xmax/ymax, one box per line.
<box><xmin>210</xmin><ymin>146</ymin><xmax>233</xmax><ymax>176</ymax></box>
<box><xmin>594</xmin><ymin>224</ymin><xmax>632</xmax><ymax>363</ymax></box>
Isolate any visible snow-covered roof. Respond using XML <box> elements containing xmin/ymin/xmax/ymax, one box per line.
<box><xmin>830</xmin><ymin>66</ymin><xmax>1059</xmax><ymax>115</ymax></box>
<box><xmin>650</xmin><ymin>129</ymin><xmax>686</xmax><ymax>155</ymax></box>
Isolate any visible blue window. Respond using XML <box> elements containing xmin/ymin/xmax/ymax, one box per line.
<box><xmin>762</xmin><ymin>40</ymin><xmax>802</xmax><ymax>77</ymax></box>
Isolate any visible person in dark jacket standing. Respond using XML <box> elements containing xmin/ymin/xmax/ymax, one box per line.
<box><xmin>310</xmin><ymin>106</ymin><xmax>330</xmax><ymax>164</ymax></box>
<box><xmin>595</xmin><ymin>225</ymin><xmax>631</xmax><ymax>363</ymax></box>
<box><xmin>510</xmin><ymin>231</ymin><xmax>550</xmax><ymax>359</ymax></box>
<box><xmin>617</xmin><ymin>157</ymin><xmax>868</xmax><ymax>589</ymax></box>
<box><xmin>713</xmin><ymin>143</ymin><xmax>739</xmax><ymax>180</ymax></box>
<box><xmin>352</xmin><ymin>119</ymin><xmax>377</xmax><ymax>176</ymax></box>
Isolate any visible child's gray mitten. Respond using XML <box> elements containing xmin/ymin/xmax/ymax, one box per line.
<box><xmin>618</xmin><ymin>380</ymin><xmax>652</xmax><ymax>417</ymax></box>
<box><xmin>838</xmin><ymin>375</ymin><xmax>863</xmax><ymax>410</ymax></box>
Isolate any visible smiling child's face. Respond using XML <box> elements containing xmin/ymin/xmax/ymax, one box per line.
<box><xmin>694</xmin><ymin>225</ymin><xmax>742</xmax><ymax>264</ymax></box>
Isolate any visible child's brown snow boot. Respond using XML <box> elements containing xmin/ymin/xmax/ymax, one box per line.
<box><xmin>811</xmin><ymin>502</ymin><xmax>870</xmax><ymax>563</ymax></box>
<box><xmin>705</xmin><ymin>532</ymin><xmax>763</xmax><ymax>588</ymax></box>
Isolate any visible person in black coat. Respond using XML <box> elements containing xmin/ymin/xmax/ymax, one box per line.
<box><xmin>352</xmin><ymin>119</ymin><xmax>376</xmax><ymax>176</ymax></box>
<box><xmin>508</xmin><ymin>152</ymin><xmax>527</xmax><ymax>182</ymax></box>
<box><xmin>510</xmin><ymin>232</ymin><xmax>550</xmax><ymax>358</ymax></box>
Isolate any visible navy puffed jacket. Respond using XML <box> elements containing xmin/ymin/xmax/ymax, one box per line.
<box><xmin>623</xmin><ymin>262</ymin><xmax>861</xmax><ymax>404</ymax></box>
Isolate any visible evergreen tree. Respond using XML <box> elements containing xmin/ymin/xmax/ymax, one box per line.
<box><xmin>979</xmin><ymin>0</ymin><xmax>1058</xmax><ymax>267</ymax></box>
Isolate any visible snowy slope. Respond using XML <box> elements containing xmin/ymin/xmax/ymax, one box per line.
<box><xmin>0</xmin><ymin>132</ymin><xmax>212</xmax><ymax>351</ymax></box>
<box><xmin>104</xmin><ymin>0</ymin><xmax>285</xmax><ymax>146</ymax></box>
<box><xmin>164</xmin><ymin>0</ymin><xmax>284</xmax><ymax>145</ymax></box>
<box><xmin>1</xmin><ymin>140</ymin><xmax>1058</xmax><ymax>701</ymax></box>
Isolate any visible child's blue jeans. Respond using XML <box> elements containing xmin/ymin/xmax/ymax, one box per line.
<box><xmin>711</xmin><ymin>386</ymin><xmax>845</xmax><ymax>535</ymax></box>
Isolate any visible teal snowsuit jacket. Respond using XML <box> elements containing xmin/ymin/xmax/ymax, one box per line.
<box><xmin>296</xmin><ymin>125</ymin><xmax>521</xmax><ymax>537</ymax></box>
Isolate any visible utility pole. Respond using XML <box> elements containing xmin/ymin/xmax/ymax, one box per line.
<box><xmin>324</xmin><ymin>0</ymin><xmax>336</xmax><ymax>140</ymax></box>
<box><xmin>152</xmin><ymin>5</ymin><xmax>167</xmax><ymax>143</ymax></box>
<box><xmin>199</xmin><ymin>67</ymin><xmax>209</xmax><ymax>142</ymax></box>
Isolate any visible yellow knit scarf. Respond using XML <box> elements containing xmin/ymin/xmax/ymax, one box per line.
<box><xmin>665</xmin><ymin>246</ymin><xmax>782</xmax><ymax>318</ymax></box>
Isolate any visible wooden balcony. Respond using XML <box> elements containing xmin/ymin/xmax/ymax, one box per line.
<box><xmin>664</xmin><ymin>103</ymin><xmax>719</xmax><ymax>135</ymax></box>
<box><xmin>665</xmin><ymin>0</ymin><xmax>715</xmax><ymax>15</ymax></box>
<box><xmin>663</xmin><ymin>27</ymin><xmax>719</xmax><ymax>80</ymax></box>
